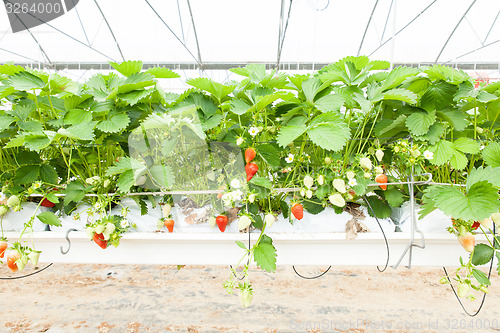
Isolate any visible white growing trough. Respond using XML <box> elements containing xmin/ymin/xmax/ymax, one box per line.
<box><xmin>3</xmin><ymin>202</ymin><xmax>497</xmax><ymax>268</ymax></box>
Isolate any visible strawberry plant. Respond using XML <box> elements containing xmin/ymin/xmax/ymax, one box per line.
<box><xmin>0</xmin><ymin>57</ymin><xmax>499</xmax><ymax>305</ymax></box>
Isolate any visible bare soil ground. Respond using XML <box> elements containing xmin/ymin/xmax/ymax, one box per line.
<box><xmin>0</xmin><ymin>264</ymin><xmax>499</xmax><ymax>332</ymax></box>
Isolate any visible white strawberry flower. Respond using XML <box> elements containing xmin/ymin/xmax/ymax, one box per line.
<box><xmin>333</xmin><ymin>179</ymin><xmax>346</xmax><ymax>193</ymax></box>
<box><xmin>359</xmin><ymin>157</ymin><xmax>373</xmax><ymax>170</ymax></box>
<box><xmin>248</xmin><ymin>127</ymin><xmax>260</xmax><ymax>137</ymax></box>
<box><xmin>303</xmin><ymin>175</ymin><xmax>314</xmax><ymax>189</ymax></box>
<box><xmin>329</xmin><ymin>193</ymin><xmax>346</xmax><ymax>207</ymax></box>
<box><xmin>238</xmin><ymin>215</ymin><xmax>252</xmax><ymax>230</ymax></box>
<box><xmin>285</xmin><ymin>153</ymin><xmax>294</xmax><ymax>163</ymax></box>
<box><xmin>317</xmin><ymin>175</ymin><xmax>325</xmax><ymax>186</ymax></box>
<box><xmin>348</xmin><ymin>178</ymin><xmax>358</xmax><ymax>187</ymax></box>
<box><xmin>423</xmin><ymin>150</ymin><xmax>434</xmax><ymax>160</ymax></box>
<box><xmin>120</xmin><ymin>219</ymin><xmax>129</xmax><ymax>228</ymax></box>
<box><xmin>230</xmin><ymin>178</ymin><xmax>241</xmax><ymax>189</ymax></box>
<box><xmin>375</xmin><ymin>149</ymin><xmax>384</xmax><ymax>162</ymax></box>
<box><xmin>346</xmin><ymin>171</ymin><xmax>355</xmax><ymax>180</ymax></box>
<box><xmin>264</xmin><ymin>213</ymin><xmax>276</xmax><ymax>228</ymax></box>
<box><xmin>305</xmin><ymin>189</ymin><xmax>313</xmax><ymax>199</ymax></box>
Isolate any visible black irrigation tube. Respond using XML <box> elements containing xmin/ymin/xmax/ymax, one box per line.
<box><xmin>292</xmin><ymin>194</ymin><xmax>390</xmax><ymax>280</ymax></box>
<box><xmin>443</xmin><ymin>224</ymin><xmax>496</xmax><ymax>317</ymax></box>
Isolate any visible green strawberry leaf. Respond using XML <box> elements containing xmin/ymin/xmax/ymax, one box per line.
<box><xmin>109</xmin><ymin>60</ymin><xmax>143</xmax><ymax>77</ymax></box>
<box><xmin>145</xmin><ymin>67</ymin><xmax>180</xmax><ymax>79</ymax></box>
<box><xmin>406</xmin><ymin>110</ymin><xmax>436</xmax><ymax>136</ymax></box>
<box><xmin>365</xmin><ymin>196</ymin><xmax>392</xmax><ymax>219</ymax></box>
<box><xmin>482</xmin><ymin>142</ymin><xmax>500</xmax><ymax>167</ymax></box>
<box><xmin>471</xmin><ymin>244</ymin><xmax>495</xmax><ymax>266</ymax></box>
<box><xmin>276</xmin><ymin>125</ymin><xmax>307</xmax><ymax>147</ymax></box>
<box><xmin>63</xmin><ymin>181</ymin><xmax>86</xmax><ymax>206</ymax></box>
<box><xmin>472</xmin><ymin>268</ymin><xmax>490</xmax><ymax>286</ymax></box>
<box><xmin>253</xmin><ymin>242</ymin><xmax>277</xmax><ymax>272</ymax></box>
<box><xmin>96</xmin><ymin>113</ymin><xmax>130</xmax><ymax>133</ymax></box>
<box><xmin>431</xmin><ymin>181</ymin><xmax>500</xmax><ymax>221</ymax></box>
<box><xmin>37</xmin><ymin>211</ymin><xmax>61</xmax><ymax>227</ymax></box>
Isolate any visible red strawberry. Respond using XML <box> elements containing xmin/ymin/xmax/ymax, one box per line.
<box><xmin>458</xmin><ymin>232</ymin><xmax>475</xmax><ymax>253</ymax></box>
<box><xmin>375</xmin><ymin>174</ymin><xmax>388</xmax><ymax>190</ymax></box>
<box><xmin>216</xmin><ymin>215</ymin><xmax>228</xmax><ymax>232</ymax></box>
<box><xmin>41</xmin><ymin>189</ymin><xmax>59</xmax><ymax>207</ymax></box>
<box><xmin>245</xmin><ymin>148</ymin><xmax>256</xmax><ymax>163</ymax></box>
<box><xmin>93</xmin><ymin>233</ymin><xmax>108</xmax><ymax>249</ymax></box>
<box><xmin>291</xmin><ymin>203</ymin><xmax>303</xmax><ymax>220</ymax></box>
<box><xmin>471</xmin><ymin>221</ymin><xmax>481</xmax><ymax>230</ymax></box>
<box><xmin>0</xmin><ymin>241</ymin><xmax>7</xmax><ymax>258</ymax></box>
<box><xmin>245</xmin><ymin>163</ymin><xmax>258</xmax><ymax>182</ymax></box>
<box><xmin>164</xmin><ymin>218</ymin><xmax>175</xmax><ymax>233</ymax></box>
<box><xmin>6</xmin><ymin>251</ymin><xmax>20</xmax><ymax>272</ymax></box>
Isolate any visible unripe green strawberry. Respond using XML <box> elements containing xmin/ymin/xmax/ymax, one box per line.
<box><xmin>28</xmin><ymin>251</ymin><xmax>40</xmax><ymax>266</ymax></box>
<box><xmin>305</xmin><ymin>190</ymin><xmax>313</xmax><ymax>199</ymax></box>
<box><xmin>157</xmin><ymin>220</ymin><xmax>164</xmax><ymax>230</ymax></box>
<box><xmin>95</xmin><ymin>224</ymin><xmax>105</xmax><ymax>234</ymax></box>
<box><xmin>375</xmin><ymin>149</ymin><xmax>384</xmax><ymax>162</ymax></box>
<box><xmin>238</xmin><ymin>215</ymin><xmax>252</xmax><ymax>230</ymax></box>
<box><xmin>479</xmin><ymin>217</ymin><xmax>493</xmax><ymax>229</ymax></box>
<box><xmin>208</xmin><ymin>216</ymin><xmax>216</xmax><ymax>228</ymax></box>
<box><xmin>86</xmin><ymin>227</ymin><xmax>95</xmax><ymax>240</ymax></box>
<box><xmin>491</xmin><ymin>212</ymin><xmax>500</xmax><ymax>226</ymax></box>
<box><xmin>103</xmin><ymin>179</ymin><xmax>111</xmax><ymax>188</ymax></box>
<box><xmin>248</xmin><ymin>193</ymin><xmax>256</xmax><ymax>203</ymax></box>
<box><xmin>303</xmin><ymin>175</ymin><xmax>314</xmax><ymax>189</ymax></box>
<box><xmin>105</xmin><ymin>223</ymin><xmax>115</xmax><ymax>234</ymax></box>
<box><xmin>264</xmin><ymin>214</ymin><xmax>276</xmax><ymax>228</ymax></box>
<box><xmin>333</xmin><ymin>179</ymin><xmax>346</xmax><ymax>193</ymax></box>
<box><xmin>457</xmin><ymin>282</ymin><xmax>470</xmax><ymax>298</ymax></box>
<box><xmin>324</xmin><ymin>157</ymin><xmax>332</xmax><ymax>165</ymax></box>
<box><xmin>329</xmin><ymin>193</ymin><xmax>346</xmax><ymax>207</ymax></box>
<box><xmin>359</xmin><ymin>157</ymin><xmax>372</xmax><ymax>170</ymax></box>
<box><xmin>16</xmin><ymin>255</ymin><xmax>28</xmax><ymax>271</ymax></box>
<box><xmin>479</xmin><ymin>285</ymin><xmax>489</xmax><ymax>294</ymax></box>
<box><xmin>346</xmin><ymin>171</ymin><xmax>355</xmax><ymax>180</ymax></box>
<box><xmin>317</xmin><ymin>175</ymin><xmax>325</xmax><ymax>186</ymax></box>
<box><xmin>439</xmin><ymin>277</ymin><xmax>449</xmax><ymax>284</ymax></box>
<box><xmin>162</xmin><ymin>204</ymin><xmax>172</xmax><ymax>217</ymax></box>
<box><xmin>6</xmin><ymin>195</ymin><xmax>19</xmax><ymax>208</ymax></box>
<box><xmin>239</xmin><ymin>287</ymin><xmax>253</xmax><ymax>307</ymax></box>
<box><xmin>0</xmin><ymin>205</ymin><xmax>8</xmax><ymax>216</ymax></box>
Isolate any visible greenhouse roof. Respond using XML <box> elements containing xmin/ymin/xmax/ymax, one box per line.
<box><xmin>0</xmin><ymin>0</ymin><xmax>499</xmax><ymax>70</ymax></box>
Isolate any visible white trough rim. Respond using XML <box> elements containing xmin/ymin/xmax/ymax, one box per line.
<box><xmin>4</xmin><ymin>231</ymin><xmax>497</xmax><ymax>268</ymax></box>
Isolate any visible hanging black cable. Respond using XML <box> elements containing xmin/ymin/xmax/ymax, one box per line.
<box><xmin>0</xmin><ymin>263</ymin><xmax>53</xmax><ymax>280</ymax></box>
<box><xmin>442</xmin><ymin>224</ymin><xmax>496</xmax><ymax>317</ymax></box>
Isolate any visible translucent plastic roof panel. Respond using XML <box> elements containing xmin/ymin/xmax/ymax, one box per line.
<box><xmin>0</xmin><ymin>0</ymin><xmax>499</xmax><ymax>66</ymax></box>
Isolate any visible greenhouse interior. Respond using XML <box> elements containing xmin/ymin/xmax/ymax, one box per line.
<box><xmin>0</xmin><ymin>0</ymin><xmax>500</xmax><ymax>331</ymax></box>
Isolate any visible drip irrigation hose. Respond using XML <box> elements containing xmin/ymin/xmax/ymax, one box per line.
<box><xmin>230</xmin><ymin>227</ymin><xmax>251</xmax><ymax>280</ymax></box>
<box><xmin>291</xmin><ymin>196</ymin><xmax>391</xmax><ymax>279</ymax></box>
<box><xmin>443</xmin><ymin>224</ymin><xmax>496</xmax><ymax>317</ymax></box>
<box><xmin>363</xmin><ymin>196</ymin><xmax>390</xmax><ymax>273</ymax></box>
<box><xmin>0</xmin><ymin>263</ymin><xmax>53</xmax><ymax>280</ymax></box>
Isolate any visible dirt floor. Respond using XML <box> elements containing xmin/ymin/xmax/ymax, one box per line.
<box><xmin>0</xmin><ymin>264</ymin><xmax>499</xmax><ymax>333</ymax></box>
